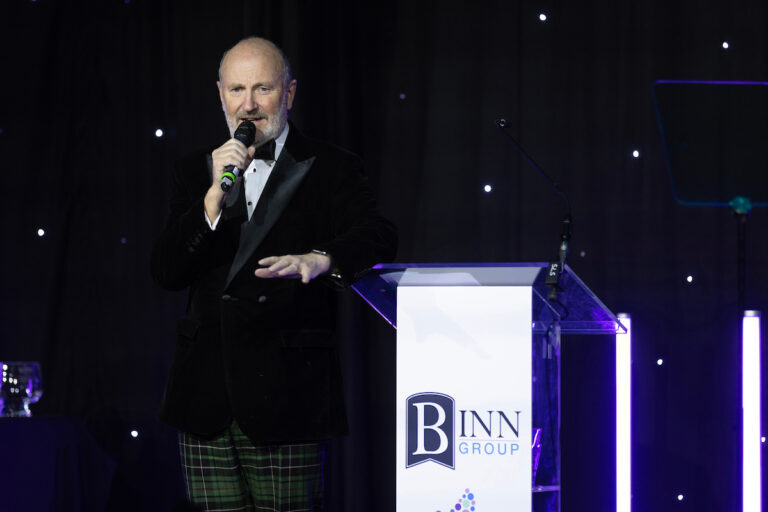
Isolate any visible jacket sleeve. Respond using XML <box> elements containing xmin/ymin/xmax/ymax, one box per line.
<box><xmin>150</xmin><ymin>157</ymin><xmax>220</xmax><ymax>291</ymax></box>
<box><xmin>312</xmin><ymin>152</ymin><xmax>397</xmax><ymax>287</ymax></box>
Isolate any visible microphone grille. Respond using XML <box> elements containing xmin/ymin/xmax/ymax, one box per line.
<box><xmin>234</xmin><ymin>121</ymin><xmax>256</xmax><ymax>146</ymax></box>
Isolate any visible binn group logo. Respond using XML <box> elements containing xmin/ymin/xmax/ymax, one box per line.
<box><xmin>406</xmin><ymin>392</ymin><xmax>521</xmax><ymax>470</ymax></box>
<box><xmin>406</xmin><ymin>392</ymin><xmax>455</xmax><ymax>469</ymax></box>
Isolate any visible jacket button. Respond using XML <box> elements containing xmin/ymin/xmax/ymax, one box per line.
<box><xmin>222</xmin><ymin>294</ymin><xmax>231</xmax><ymax>301</ymax></box>
<box><xmin>257</xmin><ymin>295</ymin><xmax>267</xmax><ymax>303</ymax></box>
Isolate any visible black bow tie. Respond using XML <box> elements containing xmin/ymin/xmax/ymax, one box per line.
<box><xmin>253</xmin><ymin>139</ymin><xmax>276</xmax><ymax>161</ymax></box>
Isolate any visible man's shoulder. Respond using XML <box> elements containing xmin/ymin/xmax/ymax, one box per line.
<box><xmin>287</xmin><ymin>124</ymin><xmax>360</xmax><ymax>165</ymax></box>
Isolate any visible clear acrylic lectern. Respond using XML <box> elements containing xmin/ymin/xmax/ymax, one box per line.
<box><xmin>352</xmin><ymin>263</ymin><xmax>622</xmax><ymax>512</ymax></box>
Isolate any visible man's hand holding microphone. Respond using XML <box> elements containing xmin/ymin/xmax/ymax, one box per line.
<box><xmin>204</xmin><ymin>120</ymin><xmax>333</xmax><ymax>283</ymax></box>
<box><xmin>205</xmin><ymin>121</ymin><xmax>257</xmax><ymax>222</ymax></box>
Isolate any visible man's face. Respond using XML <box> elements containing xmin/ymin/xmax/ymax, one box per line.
<box><xmin>217</xmin><ymin>45</ymin><xmax>296</xmax><ymax>146</ymax></box>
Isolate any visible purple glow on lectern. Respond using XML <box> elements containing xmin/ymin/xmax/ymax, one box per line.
<box><xmin>616</xmin><ymin>313</ymin><xmax>631</xmax><ymax>512</ymax></box>
<box><xmin>742</xmin><ymin>311</ymin><xmax>761</xmax><ymax>512</ymax></box>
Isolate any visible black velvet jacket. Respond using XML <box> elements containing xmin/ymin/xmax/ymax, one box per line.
<box><xmin>151</xmin><ymin>124</ymin><xmax>397</xmax><ymax>443</ymax></box>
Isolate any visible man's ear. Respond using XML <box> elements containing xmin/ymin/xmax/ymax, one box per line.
<box><xmin>286</xmin><ymin>79</ymin><xmax>297</xmax><ymax>111</ymax></box>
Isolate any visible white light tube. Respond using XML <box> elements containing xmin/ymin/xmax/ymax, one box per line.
<box><xmin>617</xmin><ymin>313</ymin><xmax>632</xmax><ymax>512</ymax></box>
<box><xmin>743</xmin><ymin>311</ymin><xmax>762</xmax><ymax>512</ymax></box>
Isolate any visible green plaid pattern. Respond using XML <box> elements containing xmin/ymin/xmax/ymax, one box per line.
<box><xmin>179</xmin><ymin>422</ymin><xmax>325</xmax><ymax>511</ymax></box>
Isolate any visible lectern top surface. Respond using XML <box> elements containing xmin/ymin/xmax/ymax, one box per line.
<box><xmin>352</xmin><ymin>263</ymin><xmax>623</xmax><ymax>335</ymax></box>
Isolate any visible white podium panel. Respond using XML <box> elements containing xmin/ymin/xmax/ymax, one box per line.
<box><xmin>396</xmin><ymin>286</ymin><xmax>532</xmax><ymax>512</ymax></box>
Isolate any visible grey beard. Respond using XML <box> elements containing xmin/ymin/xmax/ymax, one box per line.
<box><xmin>223</xmin><ymin>95</ymin><xmax>290</xmax><ymax>144</ymax></box>
<box><xmin>254</xmin><ymin>110</ymin><xmax>287</xmax><ymax>146</ymax></box>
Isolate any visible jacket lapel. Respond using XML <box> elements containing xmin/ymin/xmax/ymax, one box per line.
<box><xmin>224</xmin><ymin>142</ymin><xmax>315</xmax><ymax>288</ymax></box>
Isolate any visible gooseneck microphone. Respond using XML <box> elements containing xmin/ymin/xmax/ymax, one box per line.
<box><xmin>220</xmin><ymin>121</ymin><xmax>256</xmax><ymax>193</ymax></box>
<box><xmin>495</xmin><ymin>118</ymin><xmax>573</xmax><ymax>302</ymax></box>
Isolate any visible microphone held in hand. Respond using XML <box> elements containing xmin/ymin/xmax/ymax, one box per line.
<box><xmin>220</xmin><ymin>121</ymin><xmax>257</xmax><ymax>192</ymax></box>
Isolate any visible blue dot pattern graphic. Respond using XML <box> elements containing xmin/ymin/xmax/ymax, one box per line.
<box><xmin>436</xmin><ymin>488</ymin><xmax>477</xmax><ymax>512</ymax></box>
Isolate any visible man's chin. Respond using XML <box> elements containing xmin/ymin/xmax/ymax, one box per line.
<box><xmin>249</xmin><ymin>133</ymin><xmax>269</xmax><ymax>149</ymax></box>
<box><xmin>226</xmin><ymin>117</ymin><xmax>284</xmax><ymax>142</ymax></box>
<box><xmin>255</xmin><ymin>124</ymin><xmax>282</xmax><ymax>144</ymax></box>
<box><xmin>225</xmin><ymin>118</ymin><xmax>262</xmax><ymax>138</ymax></box>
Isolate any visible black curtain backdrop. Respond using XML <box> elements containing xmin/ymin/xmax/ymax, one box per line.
<box><xmin>1</xmin><ymin>1</ymin><xmax>767</xmax><ymax>510</ymax></box>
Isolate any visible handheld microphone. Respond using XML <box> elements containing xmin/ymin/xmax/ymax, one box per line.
<box><xmin>220</xmin><ymin>121</ymin><xmax>256</xmax><ymax>192</ymax></box>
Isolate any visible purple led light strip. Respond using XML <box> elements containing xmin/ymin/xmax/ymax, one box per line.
<box><xmin>742</xmin><ymin>311</ymin><xmax>762</xmax><ymax>512</ymax></box>
<box><xmin>616</xmin><ymin>314</ymin><xmax>631</xmax><ymax>512</ymax></box>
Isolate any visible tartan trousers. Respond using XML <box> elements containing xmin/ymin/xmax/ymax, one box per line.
<box><xmin>179</xmin><ymin>422</ymin><xmax>326</xmax><ymax>512</ymax></box>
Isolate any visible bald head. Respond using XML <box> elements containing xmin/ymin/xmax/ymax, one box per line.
<box><xmin>216</xmin><ymin>36</ymin><xmax>297</xmax><ymax>142</ymax></box>
<box><xmin>218</xmin><ymin>37</ymin><xmax>292</xmax><ymax>88</ymax></box>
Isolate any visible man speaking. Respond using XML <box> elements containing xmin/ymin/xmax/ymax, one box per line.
<box><xmin>151</xmin><ymin>36</ymin><xmax>397</xmax><ymax>511</ymax></box>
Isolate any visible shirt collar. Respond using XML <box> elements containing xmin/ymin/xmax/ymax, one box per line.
<box><xmin>245</xmin><ymin>123</ymin><xmax>289</xmax><ymax>173</ymax></box>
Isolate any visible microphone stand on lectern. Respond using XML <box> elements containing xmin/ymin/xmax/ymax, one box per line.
<box><xmin>495</xmin><ymin>119</ymin><xmax>573</xmax><ymax>304</ymax></box>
